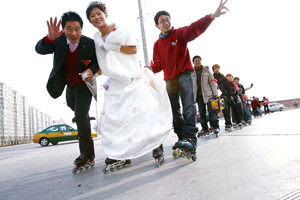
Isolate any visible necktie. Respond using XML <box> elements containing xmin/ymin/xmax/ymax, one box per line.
<box><xmin>69</xmin><ymin>43</ymin><xmax>77</xmax><ymax>53</ymax></box>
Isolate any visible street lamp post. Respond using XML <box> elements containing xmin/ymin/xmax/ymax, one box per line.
<box><xmin>137</xmin><ymin>0</ymin><xmax>149</xmax><ymax>66</ymax></box>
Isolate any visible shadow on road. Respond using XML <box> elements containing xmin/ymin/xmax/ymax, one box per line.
<box><xmin>69</xmin><ymin>161</ymin><xmax>191</xmax><ymax>200</ymax></box>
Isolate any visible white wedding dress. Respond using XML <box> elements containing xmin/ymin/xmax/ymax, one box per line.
<box><xmin>94</xmin><ymin>25</ymin><xmax>172</xmax><ymax>160</ymax></box>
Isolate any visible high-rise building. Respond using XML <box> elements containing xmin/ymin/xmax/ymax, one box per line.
<box><xmin>0</xmin><ymin>82</ymin><xmax>54</xmax><ymax>146</ymax></box>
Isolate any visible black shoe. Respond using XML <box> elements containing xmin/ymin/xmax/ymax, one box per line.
<box><xmin>197</xmin><ymin>129</ymin><xmax>209</xmax><ymax>137</ymax></box>
<box><xmin>74</xmin><ymin>154</ymin><xmax>89</xmax><ymax>165</ymax></box>
<box><xmin>225</xmin><ymin>125</ymin><xmax>232</xmax><ymax>131</ymax></box>
<box><xmin>153</xmin><ymin>144</ymin><xmax>164</xmax><ymax>159</ymax></box>
<box><xmin>105</xmin><ymin>158</ymin><xmax>119</xmax><ymax>165</ymax></box>
<box><xmin>174</xmin><ymin>138</ymin><xmax>196</xmax><ymax>152</ymax></box>
<box><xmin>213</xmin><ymin>128</ymin><xmax>220</xmax><ymax>134</ymax></box>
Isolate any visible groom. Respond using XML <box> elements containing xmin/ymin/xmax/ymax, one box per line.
<box><xmin>35</xmin><ymin>11</ymin><xmax>100</xmax><ymax>165</ymax></box>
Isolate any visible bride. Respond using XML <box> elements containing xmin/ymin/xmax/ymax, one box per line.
<box><xmin>86</xmin><ymin>1</ymin><xmax>172</xmax><ymax>168</ymax></box>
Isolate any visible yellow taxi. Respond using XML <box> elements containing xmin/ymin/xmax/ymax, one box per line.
<box><xmin>33</xmin><ymin>124</ymin><xmax>97</xmax><ymax>147</ymax></box>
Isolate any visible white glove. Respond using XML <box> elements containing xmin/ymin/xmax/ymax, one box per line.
<box><xmin>101</xmin><ymin>42</ymin><xmax>121</xmax><ymax>52</ymax></box>
<box><xmin>81</xmin><ymin>71</ymin><xmax>90</xmax><ymax>81</ymax></box>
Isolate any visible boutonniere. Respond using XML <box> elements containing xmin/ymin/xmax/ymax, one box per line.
<box><xmin>82</xmin><ymin>60</ymin><xmax>91</xmax><ymax>67</ymax></box>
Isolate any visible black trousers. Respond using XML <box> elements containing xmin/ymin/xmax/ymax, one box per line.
<box><xmin>197</xmin><ymin>97</ymin><xmax>219</xmax><ymax>130</ymax></box>
<box><xmin>264</xmin><ymin>105</ymin><xmax>270</xmax><ymax>114</ymax></box>
<box><xmin>66</xmin><ymin>84</ymin><xmax>94</xmax><ymax>159</ymax></box>
<box><xmin>222</xmin><ymin>96</ymin><xmax>232</xmax><ymax>126</ymax></box>
<box><xmin>228</xmin><ymin>100</ymin><xmax>242</xmax><ymax>124</ymax></box>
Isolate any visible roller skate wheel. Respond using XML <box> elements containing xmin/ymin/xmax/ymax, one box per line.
<box><xmin>78</xmin><ymin>166</ymin><xmax>85</xmax><ymax>172</ymax></box>
<box><xmin>126</xmin><ymin>159</ymin><xmax>131</xmax><ymax>164</ymax></box>
<box><xmin>192</xmin><ymin>155</ymin><xmax>197</xmax><ymax>161</ymax></box>
<box><xmin>102</xmin><ymin>166</ymin><xmax>109</xmax><ymax>174</ymax></box>
<box><xmin>155</xmin><ymin>156</ymin><xmax>164</xmax><ymax>167</ymax></box>
<box><xmin>173</xmin><ymin>148</ymin><xmax>181</xmax><ymax>157</ymax></box>
<box><xmin>89</xmin><ymin>161</ymin><xmax>95</xmax><ymax>167</ymax></box>
<box><xmin>172</xmin><ymin>150</ymin><xmax>177</xmax><ymax>158</ymax></box>
<box><xmin>72</xmin><ymin>166</ymin><xmax>78</xmax><ymax>174</ymax></box>
<box><xmin>155</xmin><ymin>159</ymin><xmax>161</xmax><ymax>167</ymax></box>
<box><xmin>110</xmin><ymin>168</ymin><xmax>116</xmax><ymax>172</ymax></box>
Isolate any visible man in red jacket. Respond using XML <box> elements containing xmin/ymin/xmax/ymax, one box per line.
<box><xmin>147</xmin><ymin>0</ymin><xmax>228</xmax><ymax>153</ymax></box>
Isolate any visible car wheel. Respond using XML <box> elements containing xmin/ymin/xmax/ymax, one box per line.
<box><xmin>52</xmin><ymin>142</ymin><xmax>58</xmax><ymax>145</ymax></box>
<box><xmin>39</xmin><ymin>138</ymin><xmax>49</xmax><ymax>147</ymax></box>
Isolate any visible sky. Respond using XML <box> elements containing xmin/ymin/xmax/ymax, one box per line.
<box><xmin>0</xmin><ymin>0</ymin><xmax>300</xmax><ymax>123</ymax></box>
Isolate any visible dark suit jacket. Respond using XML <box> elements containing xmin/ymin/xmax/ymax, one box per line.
<box><xmin>35</xmin><ymin>34</ymin><xmax>99</xmax><ymax>99</ymax></box>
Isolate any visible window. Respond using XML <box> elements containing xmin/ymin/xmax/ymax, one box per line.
<box><xmin>48</xmin><ymin>126</ymin><xmax>58</xmax><ymax>132</ymax></box>
<box><xmin>60</xmin><ymin>126</ymin><xmax>68</xmax><ymax>131</ymax></box>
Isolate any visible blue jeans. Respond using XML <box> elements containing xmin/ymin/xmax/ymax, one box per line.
<box><xmin>166</xmin><ymin>71</ymin><xmax>198</xmax><ymax>145</ymax></box>
<box><xmin>242</xmin><ymin>101</ymin><xmax>252</xmax><ymax>122</ymax></box>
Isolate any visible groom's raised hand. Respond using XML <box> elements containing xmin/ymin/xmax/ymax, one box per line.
<box><xmin>47</xmin><ymin>17</ymin><xmax>64</xmax><ymax>41</ymax></box>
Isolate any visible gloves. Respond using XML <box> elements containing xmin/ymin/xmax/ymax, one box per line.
<box><xmin>100</xmin><ymin>42</ymin><xmax>121</xmax><ymax>52</ymax></box>
<box><xmin>81</xmin><ymin>71</ymin><xmax>90</xmax><ymax>81</ymax></box>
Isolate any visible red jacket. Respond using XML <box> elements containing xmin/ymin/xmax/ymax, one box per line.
<box><xmin>251</xmin><ymin>99</ymin><xmax>260</xmax><ymax>109</ymax></box>
<box><xmin>151</xmin><ymin>15</ymin><xmax>213</xmax><ymax>80</ymax></box>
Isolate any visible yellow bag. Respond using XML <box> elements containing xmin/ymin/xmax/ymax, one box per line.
<box><xmin>209</xmin><ymin>97</ymin><xmax>225</xmax><ymax>112</ymax></box>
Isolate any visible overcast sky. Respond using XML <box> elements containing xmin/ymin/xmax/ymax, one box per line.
<box><xmin>1</xmin><ymin>0</ymin><xmax>300</xmax><ymax>123</ymax></box>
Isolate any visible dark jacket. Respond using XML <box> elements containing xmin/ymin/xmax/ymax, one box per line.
<box><xmin>35</xmin><ymin>34</ymin><xmax>99</xmax><ymax>99</ymax></box>
<box><xmin>237</xmin><ymin>83</ymin><xmax>246</xmax><ymax>101</ymax></box>
<box><xmin>238</xmin><ymin>84</ymin><xmax>245</xmax><ymax>95</ymax></box>
<box><xmin>213</xmin><ymin>72</ymin><xmax>234</xmax><ymax>97</ymax></box>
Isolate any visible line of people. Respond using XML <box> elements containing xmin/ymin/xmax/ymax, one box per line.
<box><xmin>193</xmin><ymin>58</ymin><xmax>252</xmax><ymax>137</ymax></box>
<box><xmin>193</xmin><ymin>58</ymin><xmax>273</xmax><ymax>138</ymax></box>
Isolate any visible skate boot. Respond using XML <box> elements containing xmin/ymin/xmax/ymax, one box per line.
<box><xmin>212</xmin><ymin>128</ymin><xmax>220</xmax><ymax>138</ymax></box>
<box><xmin>72</xmin><ymin>154</ymin><xmax>95</xmax><ymax>174</ymax></box>
<box><xmin>102</xmin><ymin>158</ymin><xmax>131</xmax><ymax>174</ymax></box>
<box><xmin>241</xmin><ymin>121</ymin><xmax>248</xmax><ymax>127</ymax></box>
<box><xmin>172</xmin><ymin>139</ymin><xmax>197</xmax><ymax>161</ymax></box>
<box><xmin>225</xmin><ymin>125</ymin><xmax>232</xmax><ymax>132</ymax></box>
<box><xmin>246</xmin><ymin>120</ymin><xmax>252</xmax><ymax>125</ymax></box>
<box><xmin>153</xmin><ymin>144</ymin><xmax>164</xmax><ymax>167</ymax></box>
<box><xmin>238</xmin><ymin>123</ymin><xmax>243</xmax><ymax>130</ymax></box>
<box><xmin>197</xmin><ymin>129</ymin><xmax>209</xmax><ymax>138</ymax></box>
<box><xmin>232</xmin><ymin>123</ymin><xmax>238</xmax><ymax>129</ymax></box>
<box><xmin>207</xmin><ymin>127</ymin><xmax>213</xmax><ymax>136</ymax></box>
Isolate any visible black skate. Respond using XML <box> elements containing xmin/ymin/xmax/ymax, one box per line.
<box><xmin>237</xmin><ymin>123</ymin><xmax>243</xmax><ymax>130</ymax></box>
<box><xmin>72</xmin><ymin>155</ymin><xmax>95</xmax><ymax>174</ymax></box>
<box><xmin>172</xmin><ymin>139</ymin><xmax>197</xmax><ymax>161</ymax></box>
<box><xmin>225</xmin><ymin>125</ymin><xmax>232</xmax><ymax>132</ymax></box>
<box><xmin>213</xmin><ymin>128</ymin><xmax>220</xmax><ymax>138</ymax></box>
<box><xmin>207</xmin><ymin>127</ymin><xmax>213</xmax><ymax>136</ymax></box>
<box><xmin>197</xmin><ymin>129</ymin><xmax>210</xmax><ymax>138</ymax></box>
<box><xmin>232</xmin><ymin>123</ymin><xmax>238</xmax><ymax>128</ymax></box>
<box><xmin>102</xmin><ymin>158</ymin><xmax>131</xmax><ymax>174</ymax></box>
<box><xmin>241</xmin><ymin>121</ymin><xmax>248</xmax><ymax>127</ymax></box>
<box><xmin>153</xmin><ymin>144</ymin><xmax>164</xmax><ymax>167</ymax></box>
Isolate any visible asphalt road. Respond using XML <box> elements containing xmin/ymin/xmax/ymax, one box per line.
<box><xmin>1</xmin><ymin>109</ymin><xmax>300</xmax><ymax>200</ymax></box>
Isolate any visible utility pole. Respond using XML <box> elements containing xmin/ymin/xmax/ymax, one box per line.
<box><xmin>138</xmin><ymin>0</ymin><xmax>149</xmax><ymax>66</ymax></box>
